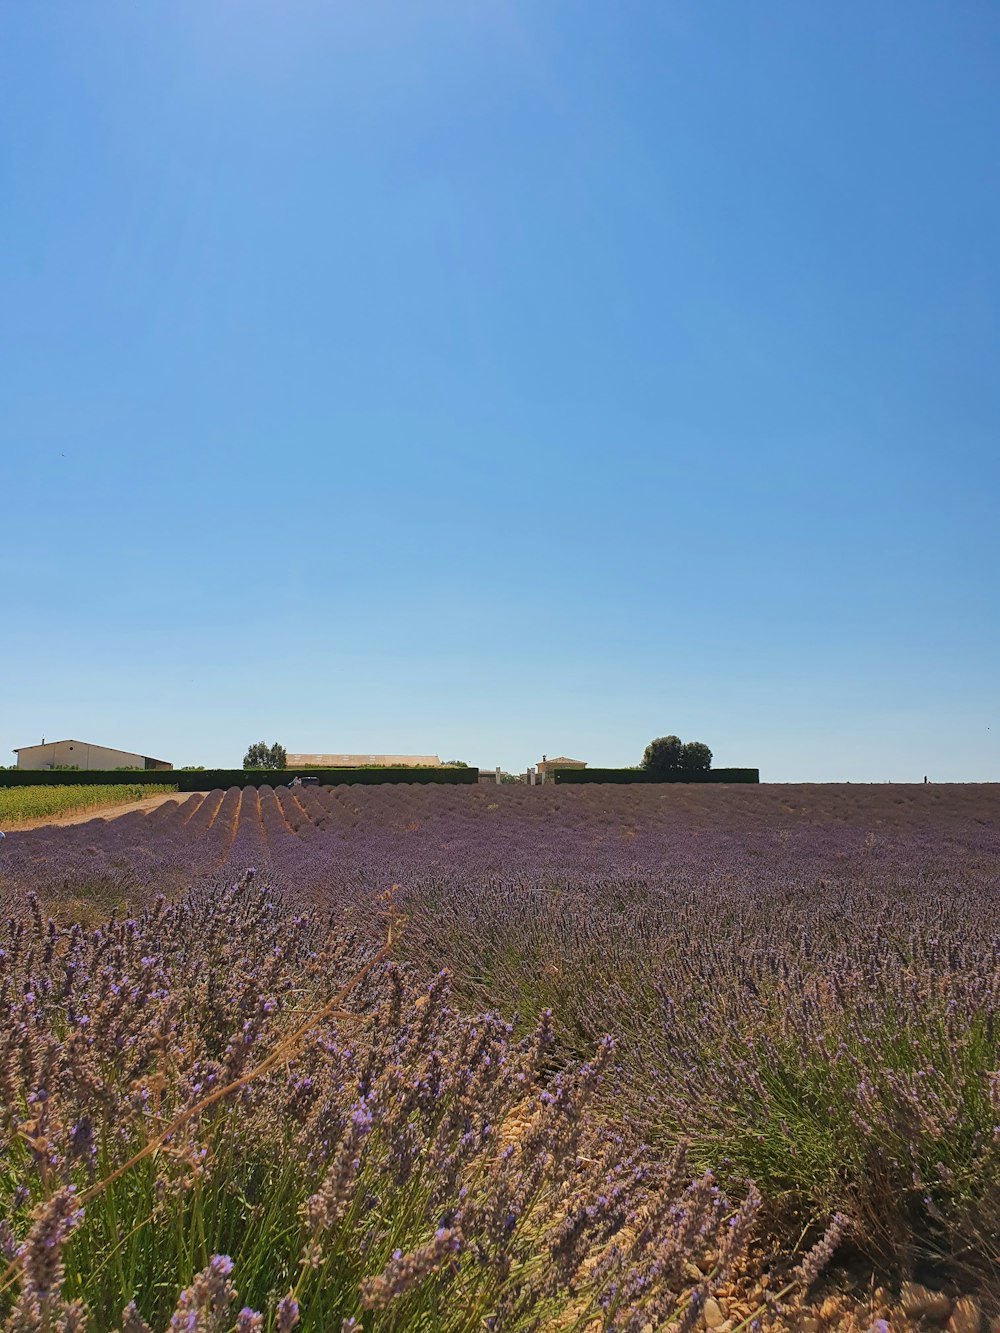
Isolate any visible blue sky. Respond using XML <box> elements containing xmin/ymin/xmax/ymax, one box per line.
<box><xmin>2</xmin><ymin>1</ymin><xmax>998</xmax><ymax>781</ymax></box>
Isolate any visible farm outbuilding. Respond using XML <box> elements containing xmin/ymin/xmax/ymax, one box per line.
<box><xmin>285</xmin><ymin>754</ymin><xmax>442</xmax><ymax>768</ymax></box>
<box><xmin>535</xmin><ymin>755</ymin><xmax>587</xmax><ymax>783</ymax></box>
<box><xmin>14</xmin><ymin>739</ymin><xmax>173</xmax><ymax>772</ymax></box>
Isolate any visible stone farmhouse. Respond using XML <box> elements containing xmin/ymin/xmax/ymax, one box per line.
<box><xmin>534</xmin><ymin>755</ymin><xmax>587</xmax><ymax>783</ymax></box>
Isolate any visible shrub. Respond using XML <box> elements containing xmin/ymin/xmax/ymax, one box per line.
<box><xmin>0</xmin><ymin>879</ymin><xmax>756</xmax><ymax>1330</ymax></box>
<box><xmin>0</xmin><ymin>783</ymin><xmax>176</xmax><ymax>824</ymax></box>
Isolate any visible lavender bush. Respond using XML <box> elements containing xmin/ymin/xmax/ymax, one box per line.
<box><xmin>2</xmin><ymin>781</ymin><xmax>998</xmax><ymax>1309</ymax></box>
<box><xmin>0</xmin><ymin>876</ymin><xmax>756</xmax><ymax>1331</ymax></box>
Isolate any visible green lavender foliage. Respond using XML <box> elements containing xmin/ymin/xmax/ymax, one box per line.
<box><xmin>0</xmin><ymin>879</ymin><xmax>750</xmax><ymax>1332</ymax></box>
<box><xmin>4</xmin><ymin>780</ymin><xmax>998</xmax><ymax>1297</ymax></box>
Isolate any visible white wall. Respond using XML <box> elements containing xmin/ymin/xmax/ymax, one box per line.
<box><xmin>17</xmin><ymin>741</ymin><xmax>149</xmax><ymax>771</ymax></box>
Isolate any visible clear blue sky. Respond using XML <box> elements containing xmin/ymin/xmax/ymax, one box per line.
<box><xmin>2</xmin><ymin>2</ymin><xmax>998</xmax><ymax>781</ymax></box>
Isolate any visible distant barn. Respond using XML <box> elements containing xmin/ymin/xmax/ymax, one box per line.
<box><xmin>15</xmin><ymin>739</ymin><xmax>172</xmax><ymax>771</ymax></box>
<box><xmin>286</xmin><ymin>754</ymin><xmax>443</xmax><ymax>768</ymax></box>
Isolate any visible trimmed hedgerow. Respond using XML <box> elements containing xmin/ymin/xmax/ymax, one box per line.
<box><xmin>553</xmin><ymin>767</ymin><xmax>760</xmax><ymax>784</ymax></box>
<box><xmin>0</xmin><ymin>767</ymin><xmax>480</xmax><ymax>791</ymax></box>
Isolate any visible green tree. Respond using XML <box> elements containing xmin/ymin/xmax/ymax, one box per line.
<box><xmin>445</xmin><ymin>760</ymin><xmax>470</xmax><ymax>767</ymax></box>
<box><xmin>243</xmin><ymin>741</ymin><xmax>287</xmax><ymax>770</ymax></box>
<box><xmin>641</xmin><ymin>735</ymin><xmax>683</xmax><ymax>774</ymax></box>
<box><xmin>679</xmin><ymin>740</ymin><xmax>713</xmax><ymax>771</ymax></box>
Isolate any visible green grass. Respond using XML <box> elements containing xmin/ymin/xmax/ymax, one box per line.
<box><xmin>406</xmin><ymin>898</ymin><xmax>1000</xmax><ymax>1286</ymax></box>
<box><xmin>0</xmin><ymin>783</ymin><xmax>177</xmax><ymax>825</ymax></box>
<box><xmin>0</xmin><ymin>884</ymin><xmax>697</xmax><ymax>1333</ymax></box>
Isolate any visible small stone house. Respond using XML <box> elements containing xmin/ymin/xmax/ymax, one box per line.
<box><xmin>535</xmin><ymin>755</ymin><xmax>587</xmax><ymax>783</ymax></box>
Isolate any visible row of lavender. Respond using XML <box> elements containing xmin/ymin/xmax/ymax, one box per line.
<box><xmin>0</xmin><ymin>877</ymin><xmax>786</xmax><ymax>1331</ymax></box>
<box><xmin>3</xmin><ymin>781</ymin><xmax>995</xmax><ymax>904</ymax></box>
<box><xmin>2</xmin><ymin>783</ymin><xmax>1000</xmax><ymax>1301</ymax></box>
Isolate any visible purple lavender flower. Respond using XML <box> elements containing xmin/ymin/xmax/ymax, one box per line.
<box><xmin>275</xmin><ymin>1292</ymin><xmax>300</xmax><ymax>1331</ymax></box>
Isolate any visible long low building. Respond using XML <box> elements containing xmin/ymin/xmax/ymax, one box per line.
<box><xmin>15</xmin><ymin>739</ymin><xmax>172</xmax><ymax>771</ymax></box>
<box><xmin>286</xmin><ymin>753</ymin><xmax>443</xmax><ymax>768</ymax></box>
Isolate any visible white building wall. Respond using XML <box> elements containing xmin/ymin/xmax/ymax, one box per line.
<box><xmin>17</xmin><ymin>741</ymin><xmax>149</xmax><ymax>771</ymax></box>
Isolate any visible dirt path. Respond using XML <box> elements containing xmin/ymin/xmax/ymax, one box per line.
<box><xmin>3</xmin><ymin>791</ymin><xmax>199</xmax><ymax>833</ymax></box>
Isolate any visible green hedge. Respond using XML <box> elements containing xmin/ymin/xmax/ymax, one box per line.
<box><xmin>0</xmin><ymin>767</ymin><xmax>480</xmax><ymax>791</ymax></box>
<box><xmin>553</xmin><ymin>768</ymin><xmax>760</xmax><ymax>784</ymax></box>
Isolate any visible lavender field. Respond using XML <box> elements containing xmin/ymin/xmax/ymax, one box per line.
<box><xmin>1</xmin><ymin>783</ymin><xmax>999</xmax><ymax>1330</ymax></box>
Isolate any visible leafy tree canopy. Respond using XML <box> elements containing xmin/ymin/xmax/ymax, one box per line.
<box><xmin>243</xmin><ymin>742</ymin><xmax>287</xmax><ymax>771</ymax></box>
<box><xmin>679</xmin><ymin>740</ymin><xmax>713</xmax><ymax>771</ymax></box>
<box><xmin>641</xmin><ymin>735</ymin><xmax>683</xmax><ymax>773</ymax></box>
<box><xmin>641</xmin><ymin>735</ymin><xmax>713</xmax><ymax>773</ymax></box>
